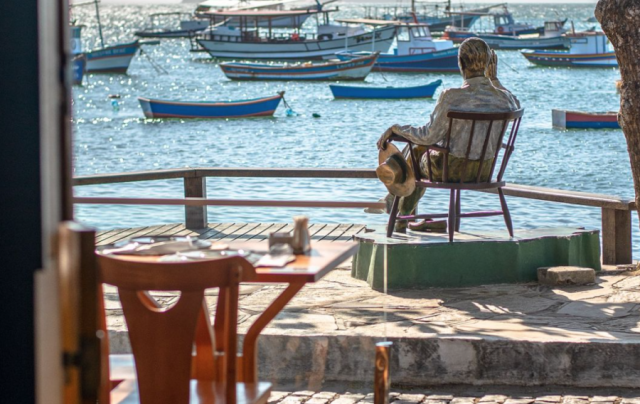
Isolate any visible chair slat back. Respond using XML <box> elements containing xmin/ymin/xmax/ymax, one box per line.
<box><xmin>98</xmin><ymin>255</ymin><xmax>256</xmax><ymax>404</ymax></box>
<box><xmin>438</xmin><ymin>109</ymin><xmax>524</xmax><ymax>184</ymax></box>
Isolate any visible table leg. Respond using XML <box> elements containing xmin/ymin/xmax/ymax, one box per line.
<box><xmin>241</xmin><ymin>282</ymin><xmax>305</xmax><ymax>383</ymax></box>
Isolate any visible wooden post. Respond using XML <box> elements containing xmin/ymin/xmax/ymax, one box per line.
<box><xmin>184</xmin><ymin>176</ymin><xmax>207</xmax><ymax>229</ymax></box>
<box><xmin>602</xmin><ymin>208</ymin><xmax>632</xmax><ymax>265</ymax></box>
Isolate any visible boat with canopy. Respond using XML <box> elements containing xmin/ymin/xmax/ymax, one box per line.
<box><xmin>194</xmin><ymin>8</ymin><xmax>396</xmax><ymax>60</ymax></box>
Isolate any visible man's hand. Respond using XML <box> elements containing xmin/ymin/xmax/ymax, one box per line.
<box><xmin>377</xmin><ymin>125</ymin><xmax>401</xmax><ymax>150</ymax></box>
<box><xmin>486</xmin><ymin>50</ymin><xmax>498</xmax><ymax>81</ymax></box>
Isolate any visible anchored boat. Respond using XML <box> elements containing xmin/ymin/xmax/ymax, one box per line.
<box><xmin>330</xmin><ymin>80</ymin><xmax>442</xmax><ymax>99</ymax></box>
<box><xmin>220</xmin><ymin>53</ymin><xmax>378</xmax><ymax>80</ymax></box>
<box><xmin>443</xmin><ymin>5</ymin><xmax>539</xmax><ymax>43</ymax></box>
<box><xmin>336</xmin><ymin>20</ymin><xmax>458</xmax><ymax>73</ymax></box>
<box><xmin>477</xmin><ymin>20</ymin><xmax>569</xmax><ymax>50</ymax></box>
<box><xmin>195</xmin><ymin>8</ymin><xmax>396</xmax><ymax>60</ymax></box>
<box><xmin>522</xmin><ymin>31</ymin><xmax>617</xmax><ymax>68</ymax></box>
<box><xmin>552</xmin><ymin>109</ymin><xmax>619</xmax><ymax>129</ymax></box>
<box><xmin>138</xmin><ymin>93</ymin><xmax>284</xmax><ymax>119</ymax></box>
<box><xmin>134</xmin><ymin>12</ymin><xmax>209</xmax><ymax>38</ymax></box>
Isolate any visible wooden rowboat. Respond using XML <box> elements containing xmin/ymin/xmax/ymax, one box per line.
<box><xmin>552</xmin><ymin>109</ymin><xmax>619</xmax><ymax>129</ymax></box>
<box><xmin>219</xmin><ymin>53</ymin><xmax>378</xmax><ymax>81</ymax></box>
<box><xmin>330</xmin><ymin>80</ymin><xmax>442</xmax><ymax>99</ymax></box>
<box><xmin>138</xmin><ymin>93</ymin><xmax>284</xmax><ymax>119</ymax></box>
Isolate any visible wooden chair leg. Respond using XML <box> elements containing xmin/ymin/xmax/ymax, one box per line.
<box><xmin>455</xmin><ymin>190</ymin><xmax>461</xmax><ymax>232</ymax></box>
<box><xmin>498</xmin><ymin>188</ymin><xmax>514</xmax><ymax>238</ymax></box>
<box><xmin>386</xmin><ymin>196</ymin><xmax>400</xmax><ymax>238</ymax></box>
<box><xmin>448</xmin><ymin>189</ymin><xmax>456</xmax><ymax>242</ymax></box>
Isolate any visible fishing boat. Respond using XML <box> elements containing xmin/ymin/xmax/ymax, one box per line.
<box><xmin>336</xmin><ymin>20</ymin><xmax>458</xmax><ymax>73</ymax></box>
<box><xmin>476</xmin><ymin>20</ymin><xmax>569</xmax><ymax>50</ymax></box>
<box><xmin>552</xmin><ymin>109</ymin><xmax>619</xmax><ymax>129</ymax></box>
<box><xmin>134</xmin><ymin>12</ymin><xmax>209</xmax><ymax>38</ymax></box>
<box><xmin>522</xmin><ymin>31</ymin><xmax>617</xmax><ymax>68</ymax></box>
<box><xmin>194</xmin><ymin>0</ymin><xmax>334</xmax><ymax>28</ymax></box>
<box><xmin>330</xmin><ymin>80</ymin><xmax>442</xmax><ymax>99</ymax></box>
<box><xmin>363</xmin><ymin>1</ymin><xmax>494</xmax><ymax>33</ymax></box>
<box><xmin>443</xmin><ymin>5</ymin><xmax>538</xmax><ymax>43</ymax></box>
<box><xmin>220</xmin><ymin>53</ymin><xmax>378</xmax><ymax>80</ymax></box>
<box><xmin>195</xmin><ymin>8</ymin><xmax>396</xmax><ymax>60</ymax></box>
<box><xmin>138</xmin><ymin>93</ymin><xmax>284</xmax><ymax>119</ymax></box>
<box><xmin>72</xmin><ymin>0</ymin><xmax>141</xmax><ymax>74</ymax></box>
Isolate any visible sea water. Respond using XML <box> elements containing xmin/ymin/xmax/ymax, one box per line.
<box><xmin>72</xmin><ymin>3</ymin><xmax>637</xmax><ymax>256</ymax></box>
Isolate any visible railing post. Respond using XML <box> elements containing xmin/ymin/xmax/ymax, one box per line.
<box><xmin>184</xmin><ymin>176</ymin><xmax>207</xmax><ymax>229</ymax></box>
<box><xmin>602</xmin><ymin>207</ymin><xmax>632</xmax><ymax>265</ymax></box>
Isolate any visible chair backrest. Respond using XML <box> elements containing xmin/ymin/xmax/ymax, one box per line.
<box><xmin>98</xmin><ymin>255</ymin><xmax>256</xmax><ymax>404</ymax></box>
<box><xmin>414</xmin><ymin>109</ymin><xmax>524</xmax><ymax>184</ymax></box>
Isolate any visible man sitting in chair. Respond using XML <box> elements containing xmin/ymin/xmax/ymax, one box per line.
<box><xmin>376</xmin><ymin>38</ymin><xmax>519</xmax><ymax>233</ymax></box>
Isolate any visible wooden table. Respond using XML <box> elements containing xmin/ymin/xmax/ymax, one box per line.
<box><xmin>101</xmin><ymin>241</ymin><xmax>359</xmax><ymax>384</ymax></box>
<box><xmin>233</xmin><ymin>242</ymin><xmax>358</xmax><ymax>383</ymax></box>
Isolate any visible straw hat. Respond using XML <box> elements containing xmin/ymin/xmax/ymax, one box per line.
<box><xmin>376</xmin><ymin>143</ymin><xmax>416</xmax><ymax>197</ymax></box>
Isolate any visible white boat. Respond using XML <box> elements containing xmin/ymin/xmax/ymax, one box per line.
<box><xmin>72</xmin><ymin>0</ymin><xmax>140</xmax><ymax>74</ymax></box>
<box><xmin>196</xmin><ymin>8</ymin><xmax>396</xmax><ymax>60</ymax></box>
<box><xmin>522</xmin><ymin>31</ymin><xmax>617</xmax><ymax>68</ymax></box>
<box><xmin>476</xmin><ymin>20</ymin><xmax>570</xmax><ymax>50</ymax></box>
<box><xmin>135</xmin><ymin>12</ymin><xmax>209</xmax><ymax>38</ymax></box>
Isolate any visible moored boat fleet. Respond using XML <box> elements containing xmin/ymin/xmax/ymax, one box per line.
<box><xmin>70</xmin><ymin>0</ymin><xmax>621</xmax><ymax>127</ymax></box>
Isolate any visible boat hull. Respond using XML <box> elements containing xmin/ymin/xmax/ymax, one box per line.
<box><xmin>220</xmin><ymin>54</ymin><xmax>377</xmax><ymax>80</ymax></box>
<box><xmin>197</xmin><ymin>26</ymin><xmax>396</xmax><ymax>60</ymax></box>
<box><xmin>330</xmin><ymin>79</ymin><xmax>442</xmax><ymax>99</ymax></box>
<box><xmin>374</xmin><ymin>48</ymin><xmax>459</xmax><ymax>72</ymax></box>
<box><xmin>138</xmin><ymin>94</ymin><xmax>283</xmax><ymax>119</ymax></box>
<box><xmin>85</xmin><ymin>41</ymin><xmax>140</xmax><ymax>74</ymax></box>
<box><xmin>481</xmin><ymin>34</ymin><xmax>569</xmax><ymax>50</ymax></box>
<box><xmin>552</xmin><ymin>109</ymin><xmax>620</xmax><ymax>129</ymax></box>
<box><xmin>135</xmin><ymin>28</ymin><xmax>207</xmax><ymax>38</ymax></box>
<box><xmin>522</xmin><ymin>50</ymin><xmax>618</xmax><ymax>68</ymax></box>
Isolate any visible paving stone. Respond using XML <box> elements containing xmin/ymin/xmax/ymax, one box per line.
<box><xmin>535</xmin><ymin>396</ymin><xmax>562</xmax><ymax>403</ymax></box>
<box><xmin>292</xmin><ymin>391</ymin><xmax>317</xmax><ymax>397</ymax></box>
<box><xmin>269</xmin><ymin>391</ymin><xmax>291</xmax><ymax>404</ymax></box>
<box><xmin>306</xmin><ymin>399</ymin><xmax>329</xmax><ymax>404</ymax></box>
<box><xmin>561</xmin><ymin>397</ymin><xmax>588</xmax><ymax>404</ymax></box>
<box><xmin>479</xmin><ymin>396</ymin><xmax>508</xmax><ymax>403</ymax></box>
<box><xmin>398</xmin><ymin>393</ymin><xmax>425</xmax><ymax>402</ymax></box>
<box><xmin>423</xmin><ymin>400</ymin><xmax>449</xmax><ymax>404</ymax></box>
<box><xmin>281</xmin><ymin>396</ymin><xmax>308</xmax><ymax>404</ymax></box>
<box><xmin>538</xmin><ymin>266</ymin><xmax>596</xmax><ymax>285</ymax></box>
<box><xmin>556</xmin><ymin>301</ymin><xmax>637</xmax><ymax>318</ymax></box>
<box><xmin>332</xmin><ymin>395</ymin><xmax>365</xmax><ymax>404</ymax></box>
<box><xmin>427</xmin><ymin>395</ymin><xmax>453</xmax><ymax>401</ymax></box>
<box><xmin>450</xmin><ymin>398</ymin><xmax>475</xmax><ymax>404</ymax></box>
<box><xmin>505</xmin><ymin>399</ymin><xmax>534</xmax><ymax>404</ymax></box>
<box><xmin>590</xmin><ymin>397</ymin><xmax>618</xmax><ymax>402</ymax></box>
<box><xmin>313</xmin><ymin>392</ymin><xmax>338</xmax><ymax>400</ymax></box>
<box><xmin>620</xmin><ymin>399</ymin><xmax>640</xmax><ymax>404</ymax></box>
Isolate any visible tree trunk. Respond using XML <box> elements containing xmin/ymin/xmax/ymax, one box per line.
<box><xmin>596</xmin><ymin>1</ymin><xmax>640</xmax><ymax>260</ymax></box>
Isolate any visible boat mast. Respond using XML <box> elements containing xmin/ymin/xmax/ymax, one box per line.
<box><xmin>94</xmin><ymin>0</ymin><xmax>105</xmax><ymax>49</ymax></box>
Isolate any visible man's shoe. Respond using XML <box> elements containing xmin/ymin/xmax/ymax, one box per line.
<box><xmin>408</xmin><ymin>219</ymin><xmax>447</xmax><ymax>232</ymax></box>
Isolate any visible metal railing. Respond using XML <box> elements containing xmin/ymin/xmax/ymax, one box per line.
<box><xmin>73</xmin><ymin>167</ymin><xmax>637</xmax><ymax>265</ymax></box>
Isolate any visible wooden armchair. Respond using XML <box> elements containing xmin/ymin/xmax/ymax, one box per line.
<box><xmin>98</xmin><ymin>254</ymin><xmax>272</xmax><ymax>404</ymax></box>
<box><xmin>386</xmin><ymin>109</ymin><xmax>524</xmax><ymax>241</ymax></box>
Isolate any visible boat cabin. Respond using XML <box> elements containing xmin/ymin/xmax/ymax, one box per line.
<box><xmin>567</xmin><ymin>31</ymin><xmax>614</xmax><ymax>55</ymax></box>
<box><xmin>541</xmin><ymin>20</ymin><xmax>567</xmax><ymax>38</ymax></box>
<box><xmin>395</xmin><ymin>23</ymin><xmax>453</xmax><ymax>55</ymax></box>
<box><xmin>491</xmin><ymin>7</ymin><xmax>535</xmax><ymax>35</ymax></box>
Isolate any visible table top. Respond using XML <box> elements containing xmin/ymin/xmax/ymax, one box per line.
<box><xmin>99</xmin><ymin>241</ymin><xmax>359</xmax><ymax>284</ymax></box>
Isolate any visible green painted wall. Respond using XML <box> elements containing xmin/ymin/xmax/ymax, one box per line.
<box><xmin>352</xmin><ymin>228</ymin><xmax>601</xmax><ymax>290</ymax></box>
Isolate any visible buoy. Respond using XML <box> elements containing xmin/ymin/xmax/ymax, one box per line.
<box><xmin>312</xmin><ymin>113</ymin><xmax>321</xmax><ymax>118</ymax></box>
<box><xmin>108</xmin><ymin>94</ymin><xmax>121</xmax><ymax>99</ymax></box>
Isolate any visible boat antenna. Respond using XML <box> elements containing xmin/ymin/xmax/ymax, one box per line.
<box><xmin>94</xmin><ymin>0</ymin><xmax>105</xmax><ymax>49</ymax></box>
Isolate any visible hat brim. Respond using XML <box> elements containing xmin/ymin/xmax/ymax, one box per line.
<box><xmin>377</xmin><ymin>143</ymin><xmax>416</xmax><ymax>197</ymax></box>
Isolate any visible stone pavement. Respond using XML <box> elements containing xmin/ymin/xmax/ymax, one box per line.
<box><xmin>105</xmin><ymin>262</ymin><xmax>640</xmax><ymax>388</ymax></box>
<box><xmin>267</xmin><ymin>388</ymin><xmax>640</xmax><ymax>404</ymax></box>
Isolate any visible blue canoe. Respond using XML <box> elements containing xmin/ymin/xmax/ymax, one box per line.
<box><xmin>138</xmin><ymin>93</ymin><xmax>284</xmax><ymax>119</ymax></box>
<box><xmin>330</xmin><ymin>80</ymin><xmax>442</xmax><ymax>100</ymax></box>
<box><xmin>337</xmin><ymin>50</ymin><xmax>458</xmax><ymax>73</ymax></box>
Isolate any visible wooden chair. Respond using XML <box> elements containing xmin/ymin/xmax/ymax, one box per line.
<box><xmin>98</xmin><ymin>254</ymin><xmax>272</xmax><ymax>404</ymax></box>
<box><xmin>386</xmin><ymin>109</ymin><xmax>524</xmax><ymax>241</ymax></box>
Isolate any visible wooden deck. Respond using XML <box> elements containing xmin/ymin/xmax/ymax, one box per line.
<box><xmin>96</xmin><ymin>223</ymin><xmax>367</xmax><ymax>246</ymax></box>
